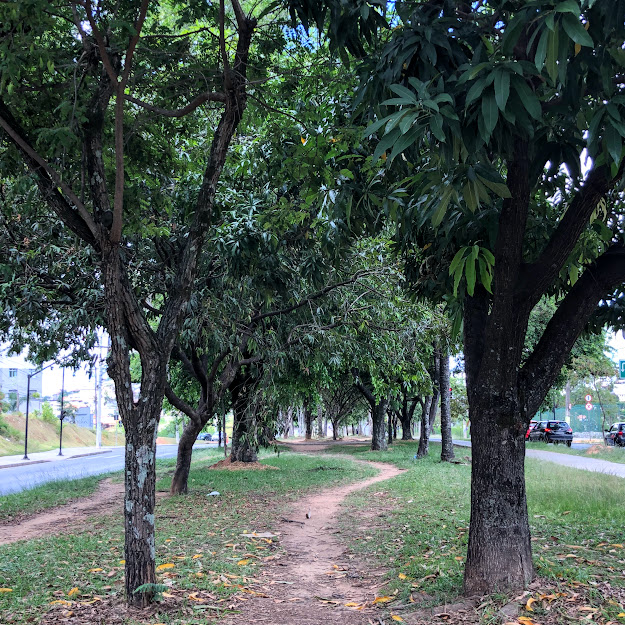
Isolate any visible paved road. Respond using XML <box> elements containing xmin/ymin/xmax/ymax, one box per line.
<box><xmin>0</xmin><ymin>444</ymin><xmax>217</xmax><ymax>496</ymax></box>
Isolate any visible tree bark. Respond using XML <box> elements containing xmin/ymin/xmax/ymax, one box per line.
<box><xmin>304</xmin><ymin>402</ymin><xmax>313</xmax><ymax>440</ymax></box>
<box><xmin>417</xmin><ymin>396</ymin><xmax>432</xmax><ymax>458</ymax></box>
<box><xmin>371</xmin><ymin>398</ymin><xmax>388</xmax><ymax>450</ymax></box>
<box><xmin>439</xmin><ymin>348</ymin><xmax>455</xmax><ymax>462</ymax></box>
<box><xmin>463</xmin><ymin>404</ymin><xmax>532</xmax><ymax>593</ymax></box>
<box><xmin>170</xmin><ymin>417</ymin><xmax>203</xmax><ymax>494</ymax></box>
<box><xmin>230</xmin><ymin>370</ymin><xmax>258</xmax><ymax>463</ymax></box>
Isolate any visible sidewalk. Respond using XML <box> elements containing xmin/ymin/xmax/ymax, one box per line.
<box><xmin>0</xmin><ymin>446</ymin><xmax>117</xmax><ymax>469</ymax></box>
<box><xmin>438</xmin><ymin>437</ymin><xmax>625</xmax><ymax>479</ymax></box>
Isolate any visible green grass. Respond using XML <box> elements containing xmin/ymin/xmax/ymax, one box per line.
<box><xmin>331</xmin><ymin>440</ymin><xmax>625</xmax><ymax>623</ymax></box>
<box><xmin>0</xmin><ymin>448</ymin><xmax>375</xmax><ymax>625</ymax></box>
<box><xmin>0</xmin><ymin>473</ymin><xmax>110</xmax><ymax>523</ymax></box>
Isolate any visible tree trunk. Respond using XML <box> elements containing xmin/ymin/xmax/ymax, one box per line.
<box><xmin>387</xmin><ymin>409</ymin><xmax>393</xmax><ymax>444</ymax></box>
<box><xmin>400</xmin><ymin>393</ymin><xmax>417</xmax><ymax>440</ymax></box>
<box><xmin>417</xmin><ymin>397</ymin><xmax>432</xmax><ymax>458</ymax></box>
<box><xmin>304</xmin><ymin>402</ymin><xmax>313</xmax><ymax>440</ymax></box>
<box><xmin>123</xmin><ymin>421</ymin><xmax>158</xmax><ymax>606</ymax></box>
<box><xmin>317</xmin><ymin>402</ymin><xmax>324</xmax><ymax>438</ymax></box>
<box><xmin>230</xmin><ymin>371</ymin><xmax>258</xmax><ymax>463</ymax></box>
<box><xmin>439</xmin><ymin>348</ymin><xmax>455</xmax><ymax>461</ymax></box>
<box><xmin>170</xmin><ymin>417</ymin><xmax>203</xmax><ymax>494</ymax></box>
<box><xmin>371</xmin><ymin>398</ymin><xmax>388</xmax><ymax>451</ymax></box>
<box><xmin>463</xmin><ymin>405</ymin><xmax>532</xmax><ymax>593</ymax></box>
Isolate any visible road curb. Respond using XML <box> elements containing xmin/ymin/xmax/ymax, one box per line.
<box><xmin>0</xmin><ymin>449</ymin><xmax>113</xmax><ymax>470</ymax></box>
<box><xmin>0</xmin><ymin>459</ymin><xmax>51</xmax><ymax>470</ymax></box>
<box><xmin>68</xmin><ymin>450</ymin><xmax>113</xmax><ymax>460</ymax></box>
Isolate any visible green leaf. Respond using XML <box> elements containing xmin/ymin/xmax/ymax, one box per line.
<box><xmin>561</xmin><ymin>13</ymin><xmax>593</xmax><ymax>46</ymax></box>
<box><xmin>481</xmin><ymin>93</ymin><xmax>498</xmax><ymax>137</ymax></box>
<box><xmin>465</xmin><ymin>254</ymin><xmax>476</xmax><ymax>296</ymax></box>
<box><xmin>480</xmin><ymin>247</ymin><xmax>496</xmax><ymax>265</ymax></box>
<box><xmin>494</xmin><ymin>70</ymin><xmax>510</xmax><ymax>112</ymax></box>
<box><xmin>432</xmin><ymin>189</ymin><xmax>452</xmax><ymax>227</ymax></box>
<box><xmin>453</xmin><ymin>263</ymin><xmax>464</xmax><ymax>296</ymax></box>
<box><xmin>388</xmin><ymin>83</ymin><xmax>418</xmax><ymax>104</ymax></box>
<box><xmin>512</xmin><ymin>78</ymin><xmax>542</xmax><ymax>120</ymax></box>
<box><xmin>546</xmin><ymin>27</ymin><xmax>559</xmax><ymax>83</ymax></box>
<box><xmin>463</xmin><ymin>181</ymin><xmax>478</xmax><ymax>212</ymax></box>
<box><xmin>465</xmin><ymin>78</ymin><xmax>486</xmax><ymax>108</ymax></box>
<box><xmin>373</xmin><ymin>128</ymin><xmax>400</xmax><ymax>162</ymax></box>
<box><xmin>555</xmin><ymin>0</ymin><xmax>581</xmax><ymax>15</ymax></box>
<box><xmin>449</xmin><ymin>247</ymin><xmax>467</xmax><ymax>275</ymax></box>
<box><xmin>478</xmin><ymin>257</ymin><xmax>493</xmax><ymax>293</ymax></box>
<box><xmin>535</xmin><ymin>28</ymin><xmax>549</xmax><ymax>71</ymax></box>
<box><xmin>429</xmin><ymin>114</ymin><xmax>446</xmax><ymax>142</ymax></box>
<box><xmin>388</xmin><ymin>126</ymin><xmax>422</xmax><ymax>162</ymax></box>
<box><xmin>476</xmin><ymin>175</ymin><xmax>511</xmax><ymax>198</ymax></box>
<box><xmin>605</xmin><ymin>122</ymin><xmax>623</xmax><ymax>165</ymax></box>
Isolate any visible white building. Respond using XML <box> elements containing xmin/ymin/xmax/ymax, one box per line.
<box><xmin>0</xmin><ymin>348</ymin><xmax>43</xmax><ymax>413</ymax></box>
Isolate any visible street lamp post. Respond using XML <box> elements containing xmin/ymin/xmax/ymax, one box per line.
<box><xmin>23</xmin><ymin>361</ymin><xmax>55</xmax><ymax>461</ymax></box>
<box><xmin>58</xmin><ymin>368</ymin><xmax>65</xmax><ymax>456</ymax></box>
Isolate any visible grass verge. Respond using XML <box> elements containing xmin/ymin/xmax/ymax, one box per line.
<box><xmin>332</xmin><ymin>439</ymin><xmax>625</xmax><ymax>625</ymax></box>
<box><xmin>0</xmin><ymin>473</ymin><xmax>110</xmax><ymax>524</ymax></box>
<box><xmin>0</xmin><ymin>448</ymin><xmax>374</xmax><ymax>625</ymax></box>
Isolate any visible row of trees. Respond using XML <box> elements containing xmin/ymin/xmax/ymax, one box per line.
<box><xmin>1</xmin><ymin>0</ymin><xmax>624</xmax><ymax>607</ymax></box>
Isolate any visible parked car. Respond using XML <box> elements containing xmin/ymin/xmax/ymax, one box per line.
<box><xmin>529</xmin><ymin>420</ymin><xmax>573</xmax><ymax>446</ymax></box>
<box><xmin>605</xmin><ymin>423</ymin><xmax>625</xmax><ymax>447</ymax></box>
<box><xmin>211</xmin><ymin>432</ymin><xmax>227</xmax><ymax>443</ymax></box>
<box><xmin>197</xmin><ymin>432</ymin><xmax>211</xmax><ymax>441</ymax></box>
<box><xmin>526</xmin><ymin>420</ymin><xmax>538</xmax><ymax>440</ymax></box>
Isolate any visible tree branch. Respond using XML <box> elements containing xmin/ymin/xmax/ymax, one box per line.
<box><xmin>519</xmin><ymin>163</ymin><xmax>624</xmax><ymax>308</ymax></box>
<box><xmin>521</xmin><ymin>243</ymin><xmax>625</xmax><ymax>417</ymax></box>
<box><xmin>164</xmin><ymin>383</ymin><xmax>200</xmax><ymax>423</ymax></box>
<box><xmin>0</xmin><ymin>102</ymin><xmax>98</xmax><ymax>244</ymax></box>
<box><xmin>124</xmin><ymin>92</ymin><xmax>227</xmax><ymax>117</ymax></box>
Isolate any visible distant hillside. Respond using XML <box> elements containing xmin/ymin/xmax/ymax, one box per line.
<box><xmin>0</xmin><ymin>412</ymin><xmax>120</xmax><ymax>456</ymax></box>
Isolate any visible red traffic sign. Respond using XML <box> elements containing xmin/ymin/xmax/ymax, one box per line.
<box><xmin>585</xmin><ymin>402</ymin><xmax>593</xmax><ymax>410</ymax></box>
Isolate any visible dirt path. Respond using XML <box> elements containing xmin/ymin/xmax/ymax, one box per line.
<box><xmin>0</xmin><ymin>478</ymin><xmax>124</xmax><ymax>545</ymax></box>
<box><xmin>224</xmin><ymin>458</ymin><xmax>405</xmax><ymax>625</ymax></box>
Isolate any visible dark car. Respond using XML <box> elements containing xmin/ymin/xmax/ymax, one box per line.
<box><xmin>605</xmin><ymin>423</ymin><xmax>625</xmax><ymax>447</ymax></box>
<box><xmin>197</xmin><ymin>432</ymin><xmax>212</xmax><ymax>441</ymax></box>
<box><xmin>526</xmin><ymin>420</ymin><xmax>538</xmax><ymax>440</ymax></box>
<box><xmin>529</xmin><ymin>420</ymin><xmax>573</xmax><ymax>446</ymax></box>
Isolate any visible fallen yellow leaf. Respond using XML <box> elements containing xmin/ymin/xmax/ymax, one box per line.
<box><xmin>611</xmin><ymin>544</ymin><xmax>624</xmax><ymax>548</ymax></box>
<box><xmin>50</xmin><ymin>599</ymin><xmax>73</xmax><ymax>606</ymax></box>
<box><xmin>617</xmin><ymin>612</ymin><xmax>625</xmax><ymax>617</ymax></box>
<box><xmin>373</xmin><ymin>596</ymin><xmax>393</xmax><ymax>604</ymax></box>
<box><xmin>526</xmin><ymin>597</ymin><xmax>536</xmax><ymax>611</ymax></box>
<box><xmin>156</xmin><ymin>563</ymin><xmax>175</xmax><ymax>571</ymax></box>
<box><xmin>192</xmin><ymin>554</ymin><xmax>203</xmax><ymax>559</ymax></box>
<box><xmin>188</xmin><ymin>592</ymin><xmax>204</xmax><ymax>601</ymax></box>
<box><xmin>301</xmin><ymin>137</ymin><xmax>307</xmax><ymax>145</ymax></box>
<box><xmin>0</xmin><ymin>588</ymin><xmax>13</xmax><ymax>593</ymax></box>
<box><xmin>67</xmin><ymin>587</ymin><xmax>79</xmax><ymax>597</ymax></box>
<box><xmin>119</xmin><ymin>560</ymin><xmax>125</xmax><ymax>565</ymax></box>
<box><xmin>237</xmin><ymin>559</ymin><xmax>250</xmax><ymax>566</ymax></box>
<box><xmin>517</xmin><ymin>618</ymin><xmax>536</xmax><ymax>625</ymax></box>
<box><xmin>398</xmin><ymin>573</ymin><xmax>407</xmax><ymax>580</ymax></box>
<box><xmin>196</xmin><ymin>572</ymin><xmax>205</xmax><ymax>578</ymax></box>
<box><xmin>345</xmin><ymin>602</ymin><xmax>361</xmax><ymax>607</ymax></box>
<box><xmin>88</xmin><ymin>568</ymin><xmax>103</xmax><ymax>573</ymax></box>
<box><xmin>391</xmin><ymin>616</ymin><xmax>404</xmax><ymax>622</ymax></box>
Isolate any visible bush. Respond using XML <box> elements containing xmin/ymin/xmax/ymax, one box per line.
<box><xmin>0</xmin><ymin>414</ymin><xmax>20</xmax><ymax>439</ymax></box>
<box><xmin>38</xmin><ymin>402</ymin><xmax>57</xmax><ymax>425</ymax></box>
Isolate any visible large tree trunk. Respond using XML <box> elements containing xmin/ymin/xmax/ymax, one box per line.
<box><xmin>123</xmin><ymin>418</ymin><xmax>158</xmax><ymax>605</ymax></box>
<box><xmin>170</xmin><ymin>417</ymin><xmax>203</xmax><ymax>494</ymax></box>
<box><xmin>304</xmin><ymin>402</ymin><xmax>313</xmax><ymax>440</ymax></box>
<box><xmin>463</xmin><ymin>401</ymin><xmax>532</xmax><ymax>593</ymax></box>
<box><xmin>399</xmin><ymin>394</ymin><xmax>414</xmax><ymax>440</ymax></box>
<box><xmin>230</xmin><ymin>370</ymin><xmax>258</xmax><ymax>463</ymax></box>
<box><xmin>371</xmin><ymin>398</ymin><xmax>388</xmax><ymax>451</ymax></box>
<box><xmin>439</xmin><ymin>348</ymin><xmax>455</xmax><ymax>462</ymax></box>
<box><xmin>317</xmin><ymin>402</ymin><xmax>324</xmax><ymax>438</ymax></box>
<box><xmin>417</xmin><ymin>396</ymin><xmax>432</xmax><ymax>458</ymax></box>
